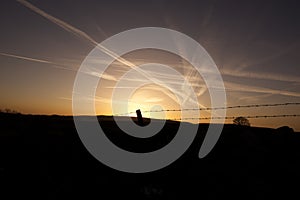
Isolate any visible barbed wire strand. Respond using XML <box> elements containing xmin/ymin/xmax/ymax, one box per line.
<box><xmin>115</xmin><ymin>102</ymin><xmax>300</xmax><ymax>116</ymax></box>
<box><xmin>167</xmin><ymin>114</ymin><xmax>300</xmax><ymax>121</ymax></box>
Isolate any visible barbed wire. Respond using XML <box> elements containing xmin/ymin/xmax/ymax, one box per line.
<box><xmin>115</xmin><ymin>102</ymin><xmax>300</xmax><ymax>116</ymax></box>
<box><xmin>167</xmin><ymin>114</ymin><xmax>300</xmax><ymax>121</ymax></box>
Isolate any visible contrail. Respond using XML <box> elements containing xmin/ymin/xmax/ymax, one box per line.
<box><xmin>0</xmin><ymin>52</ymin><xmax>76</xmax><ymax>72</ymax></box>
<box><xmin>221</xmin><ymin>68</ymin><xmax>300</xmax><ymax>83</ymax></box>
<box><xmin>17</xmin><ymin>0</ymin><xmax>134</xmax><ymax>68</ymax></box>
<box><xmin>0</xmin><ymin>52</ymin><xmax>52</xmax><ymax>64</ymax></box>
<box><xmin>17</xmin><ymin>0</ymin><xmax>202</xmax><ymax>104</ymax></box>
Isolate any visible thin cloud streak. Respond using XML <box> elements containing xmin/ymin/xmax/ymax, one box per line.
<box><xmin>225</xmin><ymin>81</ymin><xmax>300</xmax><ymax>98</ymax></box>
<box><xmin>0</xmin><ymin>52</ymin><xmax>77</xmax><ymax>72</ymax></box>
<box><xmin>0</xmin><ymin>52</ymin><xmax>52</xmax><ymax>64</ymax></box>
<box><xmin>58</xmin><ymin>97</ymin><xmax>73</xmax><ymax>101</ymax></box>
<box><xmin>221</xmin><ymin>68</ymin><xmax>300</xmax><ymax>83</ymax></box>
<box><xmin>235</xmin><ymin>42</ymin><xmax>300</xmax><ymax>72</ymax></box>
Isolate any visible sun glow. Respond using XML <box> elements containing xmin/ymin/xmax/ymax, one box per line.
<box><xmin>126</xmin><ymin>85</ymin><xmax>181</xmax><ymax>119</ymax></box>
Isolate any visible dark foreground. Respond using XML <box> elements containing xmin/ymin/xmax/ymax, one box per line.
<box><xmin>0</xmin><ymin>113</ymin><xmax>299</xmax><ymax>199</ymax></box>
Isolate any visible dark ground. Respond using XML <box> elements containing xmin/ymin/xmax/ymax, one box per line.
<box><xmin>0</xmin><ymin>112</ymin><xmax>299</xmax><ymax>199</ymax></box>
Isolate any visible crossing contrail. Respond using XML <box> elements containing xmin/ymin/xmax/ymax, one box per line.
<box><xmin>17</xmin><ymin>0</ymin><xmax>200</xmax><ymax>105</ymax></box>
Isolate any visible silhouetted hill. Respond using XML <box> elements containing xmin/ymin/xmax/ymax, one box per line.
<box><xmin>0</xmin><ymin>113</ymin><xmax>299</xmax><ymax>199</ymax></box>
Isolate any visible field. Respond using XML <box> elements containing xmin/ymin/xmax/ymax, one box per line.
<box><xmin>0</xmin><ymin>112</ymin><xmax>299</xmax><ymax>199</ymax></box>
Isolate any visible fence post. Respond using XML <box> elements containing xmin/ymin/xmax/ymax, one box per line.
<box><xmin>136</xmin><ymin>109</ymin><xmax>144</xmax><ymax>126</ymax></box>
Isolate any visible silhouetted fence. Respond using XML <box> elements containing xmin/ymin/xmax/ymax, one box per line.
<box><xmin>115</xmin><ymin>102</ymin><xmax>300</xmax><ymax>121</ymax></box>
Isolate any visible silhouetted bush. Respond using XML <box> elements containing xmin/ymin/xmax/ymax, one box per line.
<box><xmin>233</xmin><ymin>116</ymin><xmax>250</xmax><ymax>126</ymax></box>
<box><xmin>276</xmin><ymin>126</ymin><xmax>294</xmax><ymax>134</ymax></box>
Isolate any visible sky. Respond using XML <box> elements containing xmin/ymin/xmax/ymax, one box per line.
<box><xmin>0</xmin><ymin>0</ymin><xmax>299</xmax><ymax>130</ymax></box>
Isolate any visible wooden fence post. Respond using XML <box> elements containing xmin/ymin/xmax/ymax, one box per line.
<box><xmin>136</xmin><ymin>109</ymin><xmax>144</xmax><ymax>126</ymax></box>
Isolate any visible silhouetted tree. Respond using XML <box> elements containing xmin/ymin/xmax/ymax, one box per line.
<box><xmin>0</xmin><ymin>108</ymin><xmax>20</xmax><ymax>114</ymax></box>
<box><xmin>233</xmin><ymin>116</ymin><xmax>250</xmax><ymax>126</ymax></box>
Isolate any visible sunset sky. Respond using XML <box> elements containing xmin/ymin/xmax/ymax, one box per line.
<box><xmin>0</xmin><ymin>0</ymin><xmax>299</xmax><ymax>130</ymax></box>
